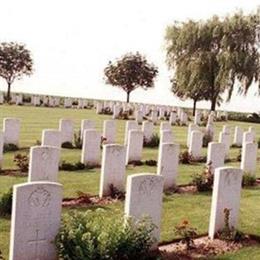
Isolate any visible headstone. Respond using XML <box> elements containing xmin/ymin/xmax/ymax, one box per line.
<box><xmin>151</xmin><ymin>110</ymin><xmax>158</xmax><ymax>125</ymax></box>
<box><xmin>41</xmin><ymin>129</ymin><xmax>61</xmax><ymax>148</ymax></box>
<box><xmin>9</xmin><ymin>182</ymin><xmax>63</xmax><ymax>260</ymax></box>
<box><xmin>248</xmin><ymin>126</ymin><xmax>256</xmax><ymax>141</ymax></box>
<box><xmin>48</xmin><ymin>97</ymin><xmax>54</xmax><ymax>107</ymax></box>
<box><xmin>124</xmin><ymin>121</ymin><xmax>139</xmax><ymax>146</ymax></box>
<box><xmin>233</xmin><ymin>126</ymin><xmax>243</xmax><ymax>146</ymax></box>
<box><xmin>206</xmin><ymin>122</ymin><xmax>214</xmax><ymax>141</ymax></box>
<box><xmin>99</xmin><ymin>144</ymin><xmax>126</xmax><ymax>197</ymax></box>
<box><xmin>207</xmin><ymin>114</ymin><xmax>214</xmax><ymax>124</ymax></box>
<box><xmin>81</xmin><ymin>119</ymin><xmax>95</xmax><ymax>139</ymax></box>
<box><xmin>159</xmin><ymin>107</ymin><xmax>165</xmax><ymax>120</ymax></box>
<box><xmin>64</xmin><ymin>98</ymin><xmax>72</xmax><ymax>108</ymax></box>
<box><xmin>142</xmin><ymin>121</ymin><xmax>154</xmax><ymax>143</ymax></box>
<box><xmin>103</xmin><ymin>120</ymin><xmax>116</xmax><ymax>144</ymax></box>
<box><xmin>0</xmin><ymin>131</ymin><xmax>3</xmax><ymax>168</ymax></box>
<box><xmin>241</xmin><ymin>142</ymin><xmax>257</xmax><ymax>175</ymax></box>
<box><xmin>169</xmin><ymin>112</ymin><xmax>177</xmax><ymax>125</ymax></box>
<box><xmin>208</xmin><ymin>167</ymin><xmax>242</xmax><ymax>239</ymax></box>
<box><xmin>28</xmin><ymin>146</ymin><xmax>60</xmax><ymax>182</ymax></box>
<box><xmin>157</xmin><ymin>143</ymin><xmax>179</xmax><ymax>190</ymax></box>
<box><xmin>160</xmin><ymin>130</ymin><xmax>173</xmax><ymax>145</ymax></box>
<box><xmin>207</xmin><ymin>142</ymin><xmax>225</xmax><ymax>171</ymax></box>
<box><xmin>81</xmin><ymin>129</ymin><xmax>101</xmax><ymax>166</ymax></box>
<box><xmin>77</xmin><ymin>99</ymin><xmax>83</xmax><ymax>109</ymax></box>
<box><xmin>218</xmin><ymin>131</ymin><xmax>231</xmax><ymax>157</ymax></box>
<box><xmin>3</xmin><ymin>118</ymin><xmax>20</xmax><ymax>146</ymax></box>
<box><xmin>242</xmin><ymin>131</ymin><xmax>254</xmax><ymax>144</ymax></box>
<box><xmin>180</xmin><ymin>112</ymin><xmax>188</xmax><ymax>126</ymax></box>
<box><xmin>187</xmin><ymin>123</ymin><xmax>198</xmax><ymax>147</ymax></box>
<box><xmin>112</xmin><ymin>104</ymin><xmax>121</xmax><ymax>119</ymax></box>
<box><xmin>222</xmin><ymin>125</ymin><xmax>230</xmax><ymax>134</ymax></box>
<box><xmin>135</xmin><ymin>110</ymin><xmax>143</xmax><ymax>124</ymax></box>
<box><xmin>0</xmin><ymin>93</ymin><xmax>3</xmax><ymax>104</ymax></box>
<box><xmin>126</xmin><ymin>130</ymin><xmax>143</xmax><ymax>164</ymax></box>
<box><xmin>194</xmin><ymin>110</ymin><xmax>201</xmax><ymax>125</ymax></box>
<box><xmin>59</xmin><ymin>119</ymin><xmax>74</xmax><ymax>144</ymax></box>
<box><xmin>96</xmin><ymin>102</ymin><xmax>103</xmax><ymax>114</ymax></box>
<box><xmin>124</xmin><ymin>174</ymin><xmax>164</xmax><ymax>243</ymax></box>
<box><xmin>160</xmin><ymin>122</ymin><xmax>171</xmax><ymax>132</ymax></box>
<box><xmin>189</xmin><ymin>130</ymin><xmax>203</xmax><ymax>159</ymax></box>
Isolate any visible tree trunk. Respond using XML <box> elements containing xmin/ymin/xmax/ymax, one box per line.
<box><xmin>210</xmin><ymin>97</ymin><xmax>217</xmax><ymax>111</ymax></box>
<box><xmin>7</xmin><ymin>82</ymin><xmax>11</xmax><ymax>102</ymax></box>
<box><xmin>193</xmin><ymin>99</ymin><xmax>197</xmax><ymax>116</ymax></box>
<box><xmin>126</xmin><ymin>91</ymin><xmax>130</xmax><ymax>103</ymax></box>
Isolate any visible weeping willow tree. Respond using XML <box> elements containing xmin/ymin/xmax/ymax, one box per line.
<box><xmin>165</xmin><ymin>10</ymin><xmax>260</xmax><ymax>111</ymax></box>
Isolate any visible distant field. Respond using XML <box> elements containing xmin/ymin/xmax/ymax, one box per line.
<box><xmin>0</xmin><ymin>104</ymin><xmax>260</xmax><ymax>259</ymax></box>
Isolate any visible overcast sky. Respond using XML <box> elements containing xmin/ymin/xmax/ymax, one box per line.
<box><xmin>0</xmin><ymin>0</ymin><xmax>259</xmax><ymax>112</ymax></box>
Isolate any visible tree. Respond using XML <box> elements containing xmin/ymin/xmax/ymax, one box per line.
<box><xmin>104</xmin><ymin>52</ymin><xmax>158</xmax><ymax>103</ymax></box>
<box><xmin>0</xmin><ymin>42</ymin><xmax>33</xmax><ymax>102</ymax></box>
<box><xmin>165</xmin><ymin>10</ymin><xmax>260</xmax><ymax>111</ymax></box>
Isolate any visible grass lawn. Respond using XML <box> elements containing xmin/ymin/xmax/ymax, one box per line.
<box><xmin>0</xmin><ymin>104</ymin><xmax>260</xmax><ymax>259</ymax></box>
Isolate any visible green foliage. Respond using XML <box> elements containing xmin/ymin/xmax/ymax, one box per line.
<box><xmin>202</xmin><ymin>133</ymin><xmax>213</xmax><ymax>148</ymax></box>
<box><xmin>61</xmin><ymin>142</ymin><xmax>74</xmax><ymax>149</ymax></box>
<box><xmin>104</xmin><ymin>52</ymin><xmax>158</xmax><ymax>102</ymax></box>
<box><xmin>143</xmin><ymin>134</ymin><xmax>160</xmax><ymax>148</ymax></box>
<box><xmin>228</xmin><ymin>112</ymin><xmax>260</xmax><ymax>123</ymax></box>
<box><xmin>0</xmin><ymin>42</ymin><xmax>33</xmax><ymax>101</ymax></box>
<box><xmin>237</xmin><ymin>149</ymin><xmax>242</xmax><ymax>162</ymax></box>
<box><xmin>13</xmin><ymin>153</ymin><xmax>29</xmax><ymax>173</ymax></box>
<box><xmin>258</xmin><ymin>138</ymin><xmax>260</xmax><ymax>149</ymax></box>
<box><xmin>59</xmin><ymin>161</ymin><xmax>86</xmax><ymax>171</ymax></box>
<box><xmin>0</xmin><ymin>188</ymin><xmax>12</xmax><ymax>217</ymax></box>
<box><xmin>192</xmin><ymin>166</ymin><xmax>213</xmax><ymax>192</ymax></box>
<box><xmin>242</xmin><ymin>173</ymin><xmax>256</xmax><ymax>187</ymax></box>
<box><xmin>3</xmin><ymin>143</ymin><xmax>19</xmax><ymax>153</ymax></box>
<box><xmin>179</xmin><ymin>150</ymin><xmax>193</xmax><ymax>164</ymax></box>
<box><xmin>218</xmin><ymin>208</ymin><xmax>244</xmax><ymax>242</ymax></box>
<box><xmin>165</xmin><ymin>10</ymin><xmax>260</xmax><ymax>110</ymax></box>
<box><xmin>144</xmin><ymin>160</ymin><xmax>157</xmax><ymax>167</ymax></box>
<box><xmin>109</xmin><ymin>184</ymin><xmax>125</xmax><ymax>200</ymax></box>
<box><xmin>55</xmin><ymin>210</ymin><xmax>155</xmax><ymax>260</ymax></box>
<box><xmin>174</xmin><ymin>220</ymin><xmax>197</xmax><ymax>250</ymax></box>
<box><xmin>74</xmin><ymin>131</ymin><xmax>82</xmax><ymax>149</ymax></box>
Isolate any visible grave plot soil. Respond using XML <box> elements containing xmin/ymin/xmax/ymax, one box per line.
<box><xmin>62</xmin><ymin>194</ymin><xmax>120</xmax><ymax>207</ymax></box>
<box><xmin>0</xmin><ymin>169</ymin><xmax>26</xmax><ymax>176</ymax></box>
<box><xmin>159</xmin><ymin>235</ymin><xmax>260</xmax><ymax>259</ymax></box>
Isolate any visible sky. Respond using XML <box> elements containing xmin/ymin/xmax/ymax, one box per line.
<box><xmin>0</xmin><ymin>0</ymin><xmax>259</xmax><ymax>112</ymax></box>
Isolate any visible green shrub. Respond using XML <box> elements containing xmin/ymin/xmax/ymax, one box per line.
<box><xmin>74</xmin><ymin>131</ymin><xmax>82</xmax><ymax>149</ymax></box>
<box><xmin>109</xmin><ymin>184</ymin><xmax>125</xmax><ymax>199</ymax></box>
<box><xmin>242</xmin><ymin>173</ymin><xmax>256</xmax><ymax>187</ymax></box>
<box><xmin>145</xmin><ymin>160</ymin><xmax>157</xmax><ymax>166</ymax></box>
<box><xmin>55</xmin><ymin>210</ymin><xmax>155</xmax><ymax>260</ymax></box>
<box><xmin>258</xmin><ymin>138</ymin><xmax>260</xmax><ymax>149</ymax></box>
<box><xmin>61</xmin><ymin>142</ymin><xmax>74</xmax><ymax>149</ymax></box>
<box><xmin>13</xmin><ymin>153</ymin><xmax>29</xmax><ymax>173</ymax></box>
<box><xmin>192</xmin><ymin>167</ymin><xmax>213</xmax><ymax>192</ymax></box>
<box><xmin>3</xmin><ymin>143</ymin><xmax>19</xmax><ymax>153</ymax></box>
<box><xmin>218</xmin><ymin>208</ymin><xmax>244</xmax><ymax>242</ymax></box>
<box><xmin>237</xmin><ymin>149</ymin><xmax>242</xmax><ymax>162</ymax></box>
<box><xmin>0</xmin><ymin>188</ymin><xmax>12</xmax><ymax>217</ymax></box>
<box><xmin>202</xmin><ymin>133</ymin><xmax>213</xmax><ymax>148</ymax></box>
<box><xmin>179</xmin><ymin>150</ymin><xmax>193</xmax><ymax>164</ymax></box>
<box><xmin>228</xmin><ymin>112</ymin><xmax>260</xmax><ymax>123</ymax></box>
<box><xmin>59</xmin><ymin>161</ymin><xmax>85</xmax><ymax>171</ymax></box>
<box><xmin>144</xmin><ymin>134</ymin><xmax>160</xmax><ymax>148</ymax></box>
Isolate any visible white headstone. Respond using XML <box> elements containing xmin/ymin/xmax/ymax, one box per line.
<box><xmin>160</xmin><ymin>130</ymin><xmax>173</xmax><ymax>145</ymax></box>
<box><xmin>142</xmin><ymin>121</ymin><xmax>154</xmax><ymax>143</ymax></box>
<box><xmin>194</xmin><ymin>110</ymin><xmax>201</xmax><ymax>125</ymax></box>
<box><xmin>208</xmin><ymin>167</ymin><xmax>242</xmax><ymax>239</ymax></box>
<box><xmin>81</xmin><ymin>119</ymin><xmax>95</xmax><ymax>139</ymax></box>
<box><xmin>207</xmin><ymin>142</ymin><xmax>225</xmax><ymax>171</ymax></box>
<box><xmin>242</xmin><ymin>131</ymin><xmax>254</xmax><ymax>145</ymax></box>
<box><xmin>59</xmin><ymin>119</ymin><xmax>74</xmax><ymax>144</ymax></box>
<box><xmin>241</xmin><ymin>142</ymin><xmax>257</xmax><ymax>175</ymax></box>
<box><xmin>64</xmin><ymin>98</ymin><xmax>72</xmax><ymax>108</ymax></box>
<box><xmin>124</xmin><ymin>174</ymin><xmax>164</xmax><ymax>243</ymax></box>
<box><xmin>180</xmin><ymin>112</ymin><xmax>188</xmax><ymax>125</ymax></box>
<box><xmin>9</xmin><ymin>182</ymin><xmax>63</xmax><ymax>260</ymax></box>
<box><xmin>187</xmin><ymin>123</ymin><xmax>198</xmax><ymax>147</ymax></box>
<box><xmin>135</xmin><ymin>110</ymin><xmax>143</xmax><ymax>124</ymax></box>
<box><xmin>233</xmin><ymin>126</ymin><xmax>243</xmax><ymax>146</ymax></box>
<box><xmin>99</xmin><ymin>144</ymin><xmax>126</xmax><ymax>197</ymax></box>
<box><xmin>189</xmin><ymin>130</ymin><xmax>203</xmax><ymax>159</ymax></box>
<box><xmin>124</xmin><ymin>121</ymin><xmax>139</xmax><ymax>146</ymax></box>
<box><xmin>28</xmin><ymin>146</ymin><xmax>60</xmax><ymax>182</ymax></box>
<box><xmin>112</xmin><ymin>104</ymin><xmax>121</xmax><ymax>119</ymax></box>
<box><xmin>169</xmin><ymin>112</ymin><xmax>177</xmax><ymax>125</ymax></box>
<box><xmin>96</xmin><ymin>102</ymin><xmax>103</xmax><ymax>114</ymax></box>
<box><xmin>3</xmin><ymin>118</ymin><xmax>20</xmax><ymax>146</ymax></box>
<box><xmin>41</xmin><ymin>129</ymin><xmax>61</xmax><ymax>148</ymax></box>
<box><xmin>218</xmin><ymin>131</ymin><xmax>231</xmax><ymax>157</ymax></box>
<box><xmin>81</xmin><ymin>129</ymin><xmax>101</xmax><ymax>166</ymax></box>
<box><xmin>126</xmin><ymin>130</ymin><xmax>143</xmax><ymax>164</ymax></box>
<box><xmin>160</xmin><ymin>122</ymin><xmax>171</xmax><ymax>132</ymax></box>
<box><xmin>157</xmin><ymin>143</ymin><xmax>179</xmax><ymax>190</ymax></box>
<box><xmin>103</xmin><ymin>120</ymin><xmax>116</xmax><ymax>144</ymax></box>
<box><xmin>151</xmin><ymin>110</ymin><xmax>158</xmax><ymax>125</ymax></box>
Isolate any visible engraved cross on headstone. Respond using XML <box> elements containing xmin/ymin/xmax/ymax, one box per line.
<box><xmin>28</xmin><ymin>229</ymin><xmax>46</xmax><ymax>260</ymax></box>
